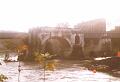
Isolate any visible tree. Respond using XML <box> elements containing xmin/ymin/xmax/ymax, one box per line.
<box><xmin>56</xmin><ymin>22</ymin><xmax>70</xmax><ymax>28</ymax></box>
<box><xmin>2</xmin><ymin>40</ymin><xmax>18</xmax><ymax>51</ymax></box>
<box><xmin>2</xmin><ymin>39</ymin><xmax>21</xmax><ymax>60</ymax></box>
<box><xmin>34</xmin><ymin>52</ymin><xmax>57</xmax><ymax>82</ymax></box>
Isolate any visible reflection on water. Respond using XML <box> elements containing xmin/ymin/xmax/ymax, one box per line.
<box><xmin>0</xmin><ymin>57</ymin><xmax>120</xmax><ymax>82</ymax></box>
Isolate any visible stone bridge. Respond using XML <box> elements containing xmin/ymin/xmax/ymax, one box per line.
<box><xmin>28</xmin><ymin>27</ymin><xmax>84</xmax><ymax>56</ymax></box>
<box><xmin>28</xmin><ymin>27</ymin><xmax>119</xmax><ymax>58</ymax></box>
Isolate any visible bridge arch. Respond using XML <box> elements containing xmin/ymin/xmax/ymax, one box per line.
<box><xmin>42</xmin><ymin>36</ymin><xmax>72</xmax><ymax>56</ymax></box>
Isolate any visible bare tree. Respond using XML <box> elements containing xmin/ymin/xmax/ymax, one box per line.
<box><xmin>56</xmin><ymin>22</ymin><xmax>70</xmax><ymax>28</ymax></box>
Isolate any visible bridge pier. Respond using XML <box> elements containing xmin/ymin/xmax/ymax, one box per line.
<box><xmin>70</xmin><ymin>34</ymin><xmax>85</xmax><ymax>59</ymax></box>
<box><xmin>70</xmin><ymin>44</ymin><xmax>84</xmax><ymax>59</ymax></box>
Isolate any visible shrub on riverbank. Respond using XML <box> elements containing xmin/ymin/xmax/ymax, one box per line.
<box><xmin>0</xmin><ymin>74</ymin><xmax>8</xmax><ymax>82</ymax></box>
<box><xmin>34</xmin><ymin>52</ymin><xmax>57</xmax><ymax>71</ymax></box>
<box><xmin>87</xmin><ymin>56</ymin><xmax>120</xmax><ymax>74</ymax></box>
<box><xmin>18</xmin><ymin>54</ymin><xmax>36</xmax><ymax>61</ymax></box>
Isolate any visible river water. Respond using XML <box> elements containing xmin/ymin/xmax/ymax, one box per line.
<box><xmin>0</xmin><ymin>56</ymin><xmax>120</xmax><ymax>82</ymax></box>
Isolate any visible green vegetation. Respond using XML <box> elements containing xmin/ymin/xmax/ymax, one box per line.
<box><xmin>2</xmin><ymin>39</ymin><xmax>20</xmax><ymax>51</ymax></box>
<box><xmin>34</xmin><ymin>52</ymin><xmax>57</xmax><ymax>71</ymax></box>
<box><xmin>0</xmin><ymin>74</ymin><xmax>8</xmax><ymax>82</ymax></box>
<box><xmin>34</xmin><ymin>52</ymin><xmax>57</xmax><ymax>82</ymax></box>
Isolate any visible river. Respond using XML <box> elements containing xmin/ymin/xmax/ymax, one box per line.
<box><xmin>0</xmin><ymin>56</ymin><xmax>120</xmax><ymax>82</ymax></box>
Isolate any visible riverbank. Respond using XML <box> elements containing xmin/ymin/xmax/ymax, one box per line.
<box><xmin>87</xmin><ymin>56</ymin><xmax>120</xmax><ymax>77</ymax></box>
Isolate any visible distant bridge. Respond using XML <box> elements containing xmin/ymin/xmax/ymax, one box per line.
<box><xmin>0</xmin><ymin>32</ymin><xmax>27</xmax><ymax>39</ymax></box>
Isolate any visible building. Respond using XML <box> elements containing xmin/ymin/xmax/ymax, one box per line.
<box><xmin>75</xmin><ymin>19</ymin><xmax>106</xmax><ymax>33</ymax></box>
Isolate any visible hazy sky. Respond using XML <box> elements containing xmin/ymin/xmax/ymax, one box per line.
<box><xmin>0</xmin><ymin>0</ymin><xmax>120</xmax><ymax>32</ymax></box>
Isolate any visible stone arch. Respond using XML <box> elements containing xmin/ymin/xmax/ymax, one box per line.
<box><xmin>42</xmin><ymin>36</ymin><xmax>71</xmax><ymax>47</ymax></box>
<box><xmin>42</xmin><ymin>36</ymin><xmax>72</xmax><ymax>56</ymax></box>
